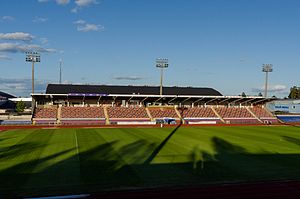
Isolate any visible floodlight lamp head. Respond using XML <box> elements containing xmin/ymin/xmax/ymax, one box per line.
<box><xmin>155</xmin><ymin>58</ymin><xmax>169</xmax><ymax>68</ymax></box>
<box><xmin>25</xmin><ymin>51</ymin><xmax>41</xmax><ymax>62</ymax></box>
<box><xmin>262</xmin><ymin>64</ymin><xmax>273</xmax><ymax>72</ymax></box>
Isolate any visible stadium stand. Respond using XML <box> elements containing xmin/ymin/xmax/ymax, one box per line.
<box><xmin>249</xmin><ymin>106</ymin><xmax>278</xmax><ymax>123</ymax></box>
<box><xmin>107</xmin><ymin>106</ymin><xmax>151</xmax><ymax>124</ymax></box>
<box><xmin>34</xmin><ymin>107</ymin><xmax>57</xmax><ymax>118</ymax></box>
<box><xmin>148</xmin><ymin>107</ymin><xmax>179</xmax><ymax>118</ymax></box>
<box><xmin>180</xmin><ymin>106</ymin><xmax>221</xmax><ymax>124</ymax></box>
<box><xmin>215</xmin><ymin>106</ymin><xmax>259</xmax><ymax>124</ymax></box>
<box><xmin>61</xmin><ymin>106</ymin><xmax>105</xmax><ymax>118</ymax></box>
<box><xmin>26</xmin><ymin>84</ymin><xmax>279</xmax><ymax>126</ymax></box>
<box><xmin>33</xmin><ymin>107</ymin><xmax>57</xmax><ymax>124</ymax></box>
<box><xmin>250</xmin><ymin>106</ymin><xmax>273</xmax><ymax>118</ymax></box>
<box><xmin>181</xmin><ymin>106</ymin><xmax>216</xmax><ymax>118</ymax></box>
<box><xmin>60</xmin><ymin>106</ymin><xmax>106</xmax><ymax>125</ymax></box>
<box><xmin>107</xmin><ymin>106</ymin><xmax>149</xmax><ymax>119</ymax></box>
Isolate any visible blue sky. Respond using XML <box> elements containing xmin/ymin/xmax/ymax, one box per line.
<box><xmin>1</xmin><ymin>0</ymin><xmax>300</xmax><ymax>97</ymax></box>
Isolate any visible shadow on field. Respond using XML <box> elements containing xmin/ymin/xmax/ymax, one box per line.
<box><xmin>282</xmin><ymin>136</ymin><xmax>300</xmax><ymax>146</ymax></box>
<box><xmin>144</xmin><ymin>122</ymin><xmax>182</xmax><ymax>164</ymax></box>
<box><xmin>1</xmin><ymin>130</ymin><xmax>300</xmax><ymax>198</ymax></box>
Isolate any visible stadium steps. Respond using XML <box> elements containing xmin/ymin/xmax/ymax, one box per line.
<box><xmin>174</xmin><ymin>106</ymin><xmax>185</xmax><ymax>124</ymax></box>
<box><xmin>262</xmin><ymin>106</ymin><xmax>280</xmax><ymax>123</ymax></box>
<box><xmin>263</xmin><ymin>106</ymin><xmax>276</xmax><ymax>117</ymax></box>
<box><xmin>211</xmin><ymin>106</ymin><xmax>225</xmax><ymax>123</ymax></box>
<box><xmin>246</xmin><ymin>107</ymin><xmax>263</xmax><ymax>123</ymax></box>
<box><xmin>145</xmin><ymin>107</ymin><xmax>154</xmax><ymax>121</ymax></box>
<box><xmin>57</xmin><ymin>105</ymin><xmax>62</xmax><ymax>125</ymax></box>
<box><xmin>103</xmin><ymin>106</ymin><xmax>110</xmax><ymax>125</ymax></box>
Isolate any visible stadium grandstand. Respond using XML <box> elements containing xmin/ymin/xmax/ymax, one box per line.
<box><xmin>0</xmin><ymin>91</ymin><xmax>32</xmax><ymax>125</ymax></box>
<box><xmin>0</xmin><ymin>91</ymin><xmax>15</xmax><ymax>110</ymax></box>
<box><xmin>31</xmin><ymin>84</ymin><xmax>279</xmax><ymax>125</ymax></box>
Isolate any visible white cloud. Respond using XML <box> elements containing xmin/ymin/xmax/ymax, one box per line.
<box><xmin>113</xmin><ymin>76</ymin><xmax>144</xmax><ymax>81</ymax></box>
<box><xmin>0</xmin><ymin>42</ymin><xmax>56</xmax><ymax>53</ymax></box>
<box><xmin>0</xmin><ymin>54</ymin><xmax>11</xmax><ymax>60</ymax></box>
<box><xmin>0</xmin><ymin>77</ymin><xmax>49</xmax><ymax>96</ymax></box>
<box><xmin>1</xmin><ymin>16</ymin><xmax>15</xmax><ymax>21</ymax></box>
<box><xmin>269</xmin><ymin>85</ymin><xmax>287</xmax><ymax>92</ymax></box>
<box><xmin>38</xmin><ymin>0</ymin><xmax>69</xmax><ymax>5</ymax></box>
<box><xmin>75</xmin><ymin>0</ymin><xmax>98</xmax><ymax>7</ymax></box>
<box><xmin>74</xmin><ymin>20</ymin><xmax>104</xmax><ymax>32</ymax></box>
<box><xmin>77</xmin><ymin>23</ymin><xmax>104</xmax><ymax>32</ymax></box>
<box><xmin>72</xmin><ymin>0</ymin><xmax>99</xmax><ymax>13</ymax></box>
<box><xmin>32</xmin><ymin>17</ymin><xmax>48</xmax><ymax>23</ymax></box>
<box><xmin>252</xmin><ymin>84</ymin><xmax>287</xmax><ymax>93</ymax></box>
<box><xmin>74</xmin><ymin>19</ymin><xmax>86</xmax><ymax>24</ymax></box>
<box><xmin>0</xmin><ymin>32</ymin><xmax>34</xmax><ymax>41</ymax></box>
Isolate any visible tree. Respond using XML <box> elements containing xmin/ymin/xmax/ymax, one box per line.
<box><xmin>288</xmin><ymin>86</ymin><xmax>300</xmax><ymax>99</ymax></box>
<box><xmin>15</xmin><ymin>100</ymin><xmax>25</xmax><ymax>113</ymax></box>
<box><xmin>241</xmin><ymin>92</ymin><xmax>246</xmax><ymax>97</ymax></box>
<box><xmin>258</xmin><ymin>92</ymin><xmax>263</xmax><ymax>97</ymax></box>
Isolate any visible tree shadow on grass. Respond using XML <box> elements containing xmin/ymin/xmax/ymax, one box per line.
<box><xmin>282</xmin><ymin>136</ymin><xmax>300</xmax><ymax>146</ymax></box>
<box><xmin>144</xmin><ymin>122</ymin><xmax>182</xmax><ymax>164</ymax></box>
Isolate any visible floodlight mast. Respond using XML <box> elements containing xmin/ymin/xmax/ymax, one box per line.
<box><xmin>59</xmin><ymin>58</ymin><xmax>62</xmax><ymax>84</ymax></box>
<box><xmin>26</xmin><ymin>52</ymin><xmax>40</xmax><ymax>94</ymax></box>
<box><xmin>26</xmin><ymin>52</ymin><xmax>40</xmax><ymax>114</ymax></box>
<box><xmin>262</xmin><ymin>64</ymin><xmax>273</xmax><ymax>98</ymax></box>
<box><xmin>156</xmin><ymin>58</ymin><xmax>169</xmax><ymax>96</ymax></box>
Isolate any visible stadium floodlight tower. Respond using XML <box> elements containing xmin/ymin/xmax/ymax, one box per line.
<box><xmin>262</xmin><ymin>64</ymin><xmax>273</xmax><ymax>98</ymax></box>
<box><xmin>26</xmin><ymin>52</ymin><xmax>40</xmax><ymax>95</ymax></box>
<box><xmin>156</xmin><ymin>58</ymin><xmax>169</xmax><ymax>96</ymax></box>
<box><xmin>59</xmin><ymin>58</ymin><xmax>63</xmax><ymax>84</ymax></box>
<box><xmin>26</xmin><ymin>51</ymin><xmax>40</xmax><ymax>114</ymax></box>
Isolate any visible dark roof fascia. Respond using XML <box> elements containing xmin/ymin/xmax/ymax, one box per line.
<box><xmin>45</xmin><ymin>84</ymin><xmax>223</xmax><ymax>96</ymax></box>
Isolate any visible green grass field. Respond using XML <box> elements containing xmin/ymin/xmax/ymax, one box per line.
<box><xmin>1</xmin><ymin>125</ymin><xmax>300</xmax><ymax>198</ymax></box>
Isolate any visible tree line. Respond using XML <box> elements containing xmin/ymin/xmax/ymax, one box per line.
<box><xmin>288</xmin><ymin>86</ymin><xmax>300</xmax><ymax>99</ymax></box>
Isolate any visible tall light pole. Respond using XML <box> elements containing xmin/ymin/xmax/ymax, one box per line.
<box><xmin>156</xmin><ymin>58</ymin><xmax>169</xmax><ymax>96</ymax></box>
<box><xmin>262</xmin><ymin>64</ymin><xmax>273</xmax><ymax>98</ymax></box>
<box><xmin>59</xmin><ymin>58</ymin><xmax>62</xmax><ymax>84</ymax></box>
<box><xmin>26</xmin><ymin>52</ymin><xmax>40</xmax><ymax>94</ymax></box>
<box><xmin>26</xmin><ymin>52</ymin><xmax>40</xmax><ymax>114</ymax></box>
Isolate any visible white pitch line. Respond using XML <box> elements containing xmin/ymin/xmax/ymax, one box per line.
<box><xmin>74</xmin><ymin>131</ymin><xmax>80</xmax><ymax>161</ymax></box>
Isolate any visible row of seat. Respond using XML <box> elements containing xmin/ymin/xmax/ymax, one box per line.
<box><xmin>34</xmin><ymin>107</ymin><xmax>57</xmax><ymax>118</ymax></box>
<box><xmin>107</xmin><ymin>107</ymin><xmax>148</xmax><ymax>118</ymax></box>
<box><xmin>34</xmin><ymin>106</ymin><xmax>275</xmax><ymax>120</ymax></box>
<box><xmin>250</xmin><ymin>106</ymin><xmax>274</xmax><ymax>118</ymax></box>
<box><xmin>215</xmin><ymin>107</ymin><xmax>253</xmax><ymax>118</ymax></box>
<box><xmin>61</xmin><ymin>107</ymin><xmax>105</xmax><ymax>118</ymax></box>
<box><xmin>180</xmin><ymin>107</ymin><xmax>216</xmax><ymax>118</ymax></box>
<box><xmin>148</xmin><ymin>108</ymin><xmax>178</xmax><ymax>118</ymax></box>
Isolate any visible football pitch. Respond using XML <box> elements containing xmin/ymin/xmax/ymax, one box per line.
<box><xmin>1</xmin><ymin>125</ymin><xmax>300</xmax><ymax>198</ymax></box>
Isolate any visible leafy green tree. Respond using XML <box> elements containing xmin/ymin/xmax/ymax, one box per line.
<box><xmin>15</xmin><ymin>100</ymin><xmax>25</xmax><ymax>113</ymax></box>
<box><xmin>288</xmin><ymin>86</ymin><xmax>300</xmax><ymax>99</ymax></box>
<box><xmin>258</xmin><ymin>92</ymin><xmax>263</xmax><ymax>97</ymax></box>
<box><xmin>241</xmin><ymin>92</ymin><xmax>246</xmax><ymax>97</ymax></box>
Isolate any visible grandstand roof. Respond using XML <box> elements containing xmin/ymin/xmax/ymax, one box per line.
<box><xmin>0</xmin><ymin>91</ymin><xmax>16</xmax><ymax>100</ymax></box>
<box><xmin>46</xmin><ymin>84</ymin><xmax>223</xmax><ymax>96</ymax></box>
